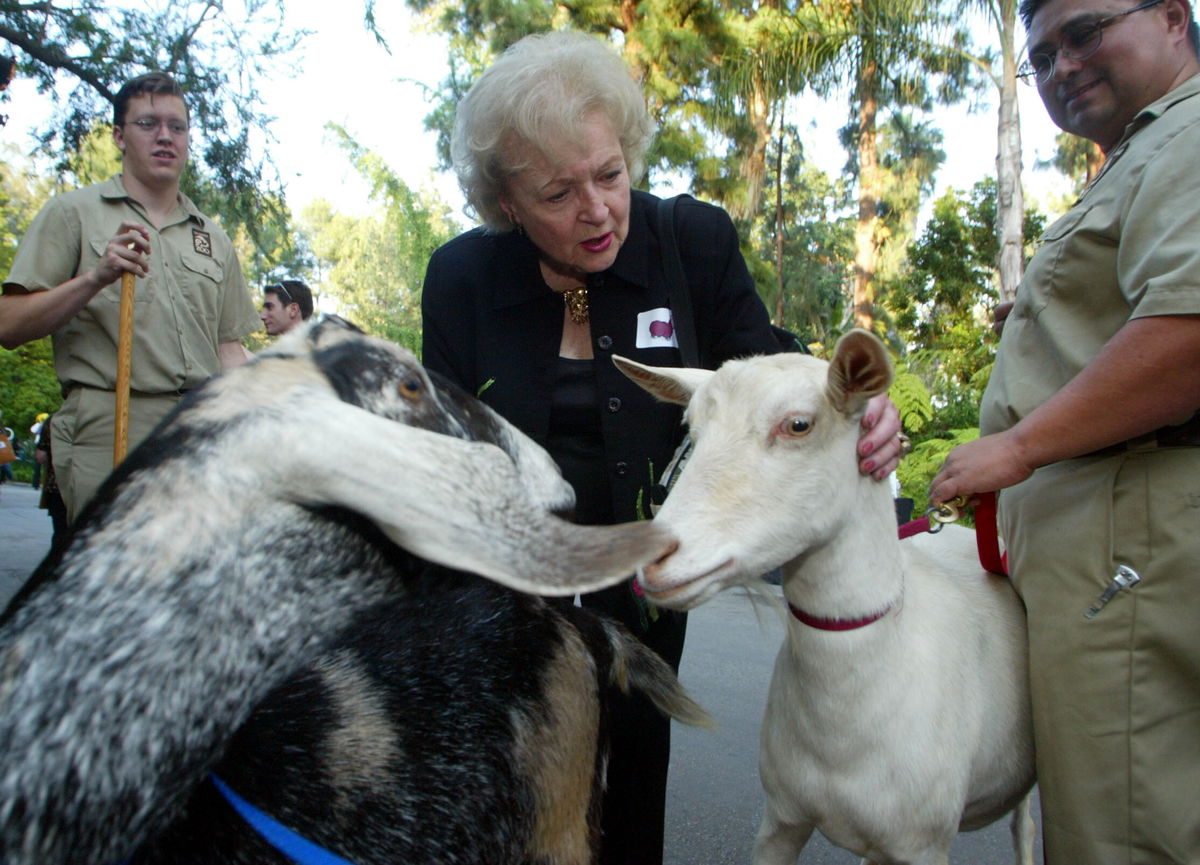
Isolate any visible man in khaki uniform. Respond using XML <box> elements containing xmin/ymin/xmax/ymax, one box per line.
<box><xmin>932</xmin><ymin>1</ymin><xmax>1200</xmax><ymax>861</ymax></box>
<box><xmin>1</xmin><ymin>73</ymin><xmax>259</xmax><ymax>522</ymax></box>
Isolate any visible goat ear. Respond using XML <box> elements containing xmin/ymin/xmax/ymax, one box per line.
<box><xmin>612</xmin><ymin>355</ymin><xmax>711</xmax><ymax>406</ymax></box>
<box><xmin>291</xmin><ymin>394</ymin><xmax>673</xmax><ymax>596</ymax></box>
<box><xmin>825</xmin><ymin>329</ymin><xmax>894</xmax><ymax>415</ymax></box>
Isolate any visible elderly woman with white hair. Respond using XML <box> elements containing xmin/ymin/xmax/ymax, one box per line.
<box><xmin>421</xmin><ymin>29</ymin><xmax>904</xmax><ymax>864</ymax></box>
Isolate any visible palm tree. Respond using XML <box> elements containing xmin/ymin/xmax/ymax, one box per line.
<box><xmin>716</xmin><ymin>0</ymin><xmax>968</xmax><ymax>330</ymax></box>
<box><xmin>959</xmin><ymin>0</ymin><xmax>1026</xmax><ymax>303</ymax></box>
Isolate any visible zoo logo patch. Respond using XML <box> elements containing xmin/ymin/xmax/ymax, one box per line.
<box><xmin>192</xmin><ymin>229</ymin><xmax>213</xmax><ymax>257</ymax></box>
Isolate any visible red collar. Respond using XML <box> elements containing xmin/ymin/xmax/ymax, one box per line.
<box><xmin>787</xmin><ymin>601</ymin><xmax>891</xmax><ymax>631</ymax></box>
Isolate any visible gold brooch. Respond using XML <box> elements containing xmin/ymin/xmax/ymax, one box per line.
<box><xmin>563</xmin><ymin>287</ymin><xmax>589</xmax><ymax>325</ymax></box>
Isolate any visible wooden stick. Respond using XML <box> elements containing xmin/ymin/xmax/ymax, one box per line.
<box><xmin>113</xmin><ymin>270</ymin><xmax>135</xmax><ymax>467</ymax></box>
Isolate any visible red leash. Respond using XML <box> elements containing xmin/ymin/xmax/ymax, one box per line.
<box><xmin>791</xmin><ymin>495</ymin><xmax>1008</xmax><ymax>631</ymax></box>
<box><xmin>972</xmin><ymin>491</ymin><xmax>1008</xmax><ymax>576</ymax></box>
<box><xmin>896</xmin><ymin>492</ymin><xmax>1008</xmax><ymax>576</ymax></box>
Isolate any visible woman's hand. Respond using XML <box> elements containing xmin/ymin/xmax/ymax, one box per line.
<box><xmin>857</xmin><ymin>394</ymin><xmax>903</xmax><ymax>480</ymax></box>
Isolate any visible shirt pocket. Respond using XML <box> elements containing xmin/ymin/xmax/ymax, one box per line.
<box><xmin>180</xmin><ymin>253</ymin><xmax>225</xmax><ymax>285</ymax></box>
<box><xmin>1016</xmin><ymin>204</ymin><xmax>1097</xmax><ymax>320</ymax></box>
<box><xmin>177</xmin><ymin>252</ymin><xmax>226</xmax><ymax>322</ymax></box>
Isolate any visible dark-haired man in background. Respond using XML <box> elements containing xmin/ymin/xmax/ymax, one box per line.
<box><xmin>260</xmin><ymin>280</ymin><xmax>314</xmax><ymax>336</ymax></box>
<box><xmin>0</xmin><ymin>72</ymin><xmax>260</xmax><ymax>522</ymax></box>
<box><xmin>932</xmin><ymin>0</ymin><xmax>1200</xmax><ymax>861</ymax></box>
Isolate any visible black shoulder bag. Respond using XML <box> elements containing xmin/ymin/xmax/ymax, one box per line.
<box><xmin>648</xmin><ymin>194</ymin><xmax>804</xmax><ymax>516</ymax></box>
<box><xmin>648</xmin><ymin>194</ymin><xmax>697</xmax><ymax>514</ymax></box>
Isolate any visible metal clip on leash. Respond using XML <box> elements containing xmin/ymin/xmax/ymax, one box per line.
<box><xmin>923</xmin><ymin>495</ymin><xmax>969</xmax><ymax>534</ymax></box>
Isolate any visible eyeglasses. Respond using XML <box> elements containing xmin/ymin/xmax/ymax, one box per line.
<box><xmin>267</xmin><ymin>284</ymin><xmax>294</xmax><ymax>305</ymax></box>
<box><xmin>1017</xmin><ymin>0</ymin><xmax>1165</xmax><ymax>85</ymax></box>
<box><xmin>127</xmin><ymin>116</ymin><xmax>189</xmax><ymax>136</ymax></box>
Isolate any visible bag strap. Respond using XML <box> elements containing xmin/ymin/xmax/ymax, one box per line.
<box><xmin>656</xmin><ymin>194</ymin><xmax>700</xmax><ymax>369</ymax></box>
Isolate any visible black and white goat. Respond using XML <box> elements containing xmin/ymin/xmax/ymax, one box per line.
<box><xmin>1</xmin><ymin>317</ymin><xmax>706</xmax><ymax>865</ymax></box>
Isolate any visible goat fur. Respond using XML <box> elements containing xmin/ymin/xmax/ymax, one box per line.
<box><xmin>615</xmin><ymin>330</ymin><xmax>1036</xmax><ymax>865</ymax></box>
<box><xmin>1</xmin><ymin>318</ymin><xmax>698</xmax><ymax>865</ymax></box>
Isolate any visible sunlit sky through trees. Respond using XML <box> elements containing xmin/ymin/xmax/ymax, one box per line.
<box><xmin>1</xmin><ymin>0</ymin><xmax>1073</xmax><ymax>226</ymax></box>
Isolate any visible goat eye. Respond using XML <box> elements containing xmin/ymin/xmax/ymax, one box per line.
<box><xmin>781</xmin><ymin>416</ymin><xmax>812</xmax><ymax>437</ymax></box>
<box><xmin>398</xmin><ymin>377</ymin><xmax>423</xmax><ymax>400</ymax></box>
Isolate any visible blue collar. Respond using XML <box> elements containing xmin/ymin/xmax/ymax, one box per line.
<box><xmin>210</xmin><ymin>774</ymin><xmax>357</xmax><ymax>865</ymax></box>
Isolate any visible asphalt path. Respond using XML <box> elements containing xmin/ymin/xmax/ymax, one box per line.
<box><xmin>1</xmin><ymin>482</ymin><xmax>1041</xmax><ymax>862</ymax></box>
<box><xmin>1</xmin><ymin>482</ymin><xmax>52</xmax><ymax>608</ymax></box>
<box><xmin>666</xmin><ymin>584</ymin><xmax>1043</xmax><ymax>863</ymax></box>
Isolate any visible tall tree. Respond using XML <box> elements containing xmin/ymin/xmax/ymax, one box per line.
<box><xmin>751</xmin><ymin>126</ymin><xmax>855</xmax><ymax>344</ymax></box>
<box><xmin>827</xmin><ymin>0</ymin><xmax>970</xmax><ymax>331</ymax></box>
<box><xmin>0</xmin><ymin>0</ymin><xmax>302</xmax><ymax>240</ymax></box>
<box><xmin>886</xmin><ymin>180</ymin><xmax>1039</xmax><ymax>509</ymax></box>
<box><xmin>720</xmin><ymin>1</ymin><xmax>971</xmax><ymax>331</ymax></box>
<box><xmin>0</xmin><ymin>150</ymin><xmax>59</xmax><ymax>431</ymax></box>
<box><xmin>300</xmin><ymin>126</ymin><xmax>462</xmax><ymax>352</ymax></box>
<box><xmin>958</xmin><ymin>0</ymin><xmax>1026</xmax><ymax>303</ymax></box>
<box><xmin>405</xmin><ymin>0</ymin><xmax>737</xmax><ymax>187</ymax></box>
<box><xmin>873</xmin><ymin>112</ymin><xmax>946</xmax><ymax>285</ymax></box>
<box><xmin>1044</xmin><ymin>131</ymin><xmax>1104</xmax><ymax>188</ymax></box>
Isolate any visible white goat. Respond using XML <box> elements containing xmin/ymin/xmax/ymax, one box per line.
<box><xmin>614</xmin><ymin>330</ymin><xmax>1035</xmax><ymax>865</ymax></box>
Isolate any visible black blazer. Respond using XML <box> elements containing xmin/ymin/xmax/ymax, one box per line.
<box><xmin>421</xmin><ymin>189</ymin><xmax>782</xmax><ymax>524</ymax></box>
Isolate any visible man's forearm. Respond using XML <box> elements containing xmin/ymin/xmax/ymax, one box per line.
<box><xmin>218</xmin><ymin>341</ymin><xmax>250</xmax><ymax>371</ymax></box>
<box><xmin>1008</xmin><ymin>314</ymin><xmax>1200</xmax><ymax>468</ymax></box>
<box><xmin>0</xmin><ymin>274</ymin><xmax>106</xmax><ymax>349</ymax></box>
<box><xmin>930</xmin><ymin>314</ymin><xmax>1200</xmax><ymax>505</ymax></box>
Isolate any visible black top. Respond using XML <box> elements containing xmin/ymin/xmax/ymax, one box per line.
<box><xmin>547</xmin><ymin>357</ymin><xmax>612</xmax><ymax>526</ymax></box>
<box><xmin>420</xmin><ymin>189</ymin><xmax>783</xmax><ymax>525</ymax></box>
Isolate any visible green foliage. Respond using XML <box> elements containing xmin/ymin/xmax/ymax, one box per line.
<box><xmin>299</xmin><ymin>125</ymin><xmax>463</xmax><ymax>347</ymax></box>
<box><xmin>1</xmin><ymin>147</ymin><xmax>53</xmax><ymax>278</ymax></box>
<box><xmin>886</xmin><ymin>181</ymin><xmax>1001</xmax><ymax>399</ymax></box>
<box><xmin>67</xmin><ymin>125</ymin><xmax>123</xmax><ymax>186</ymax></box>
<box><xmin>0</xmin><ymin>0</ymin><xmax>303</xmax><ymax>244</ymax></box>
<box><xmin>1040</xmin><ymin>131</ymin><xmax>1103</xmax><ymax>193</ymax></box>
<box><xmin>888</xmin><ymin>369</ymin><xmax>934</xmax><ymax>434</ymax></box>
<box><xmin>405</xmin><ymin>0</ymin><xmax>741</xmax><ymax>186</ymax></box>
<box><xmin>885</xmin><ymin>176</ymin><xmax>1047</xmax><ymax>505</ymax></box>
<box><xmin>229</xmin><ymin>195</ymin><xmax>313</xmax><ymax>292</ymax></box>
<box><xmin>0</xmin><ymin>338</ymin><xmax>61</xmax><ymax>438</ymax></box>
<box><xmin>896</xmin><ymin>426</ymin><xmax>978</xmax><ymax>516</ymax></box>
<box><xmin>748</xmin><ymin>131</ymin><xmax>854</xmax><ymax>344</ymax></box>
<box><xmin>1</xmin><ymin>144</ymin><xmax>59</xmax><ymax>431</ymax></box>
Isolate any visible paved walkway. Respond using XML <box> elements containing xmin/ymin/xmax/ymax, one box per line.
<box><xmin>0</xmin><ymin>482</ymin><xmax>54</xmax><ymax>608</ymax></box>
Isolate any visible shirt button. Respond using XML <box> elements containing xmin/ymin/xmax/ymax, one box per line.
<box><xmin>597</xmin><ymin>335</ymin><xmax>613</xmax><ymax>350</ymax></box>
<box><xmin>615</xmin><ymin>461</ymin><xmax>629</xmax><ymax>477</ymax></box>
<box><xmin>607</xmin><ymin>397</ymin><xmax>622</xmax><ymax>413</ymax></box>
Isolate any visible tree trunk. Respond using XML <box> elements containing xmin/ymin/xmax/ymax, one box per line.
<box><xmin>740</xmin><ymin>78</ymin><xmax>773</xmax><ymax>219</ymax></box>
<box><xmin>853</xmin><ymin>58</ymin><xmax>881</xmax><ymax>330</ymax></box>
<box><xmin>995</xmin><ymin>0</ymin><xmax>1024</xmax><ymax>303</ymax></box>
<box><xmin>1086</xmin><ymin>141</ymin><xmax>1104</xmax><ymax>183</ymax></box>
<box><xmin>774</xmin><ymin>125</ymin><xmax>786</xmax><ymax>326</ymax></box>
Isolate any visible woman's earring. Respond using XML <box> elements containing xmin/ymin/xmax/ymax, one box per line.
<box><xmin>507</xmin><ymin>211</ymin><xmax>525</xmax><ymax>236</ymax></box>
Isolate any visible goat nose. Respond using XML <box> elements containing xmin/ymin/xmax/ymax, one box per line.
<box><xmin>641</xmin><ymin>539</ymin><xmax>679</xmax><ymax>584</ymax></box>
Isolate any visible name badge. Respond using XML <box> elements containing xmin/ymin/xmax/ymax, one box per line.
<box><xmin>636</xmin><ymin>307</ymin><xmax>678</xmax><ymax>349</ymax></box>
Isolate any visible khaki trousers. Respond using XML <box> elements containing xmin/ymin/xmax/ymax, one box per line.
<box><xmin>51</xmin><ymin>387</ymin><xmax>183</xmax><ymax>523</ymax></box>
<box><xmin>1001</xmin><ymin>449</ymin><xmax>1200</xmax><ymax>864</ymax></box>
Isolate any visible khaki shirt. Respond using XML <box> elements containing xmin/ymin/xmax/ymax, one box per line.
<box><xmin>981</xmin><ymin>73</ymin><xmax>1200</xmax><ymax>436</ymax></box>
<box><xmin>4</xmin><ymin>175</ymin><xmax>260</xmax><ymax>394</ymax></box>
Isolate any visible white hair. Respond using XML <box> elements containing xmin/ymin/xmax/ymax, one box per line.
<box><xmin>451</xmin><ymin>30</ymin><xmax>656</xmax><ymax>232</ymax></box>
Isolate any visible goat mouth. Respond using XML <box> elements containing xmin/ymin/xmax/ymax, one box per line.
<box><xmin>640</xmin><ymin>558</ymin><xmax>736</xmax><ymax>605</ymax></box>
